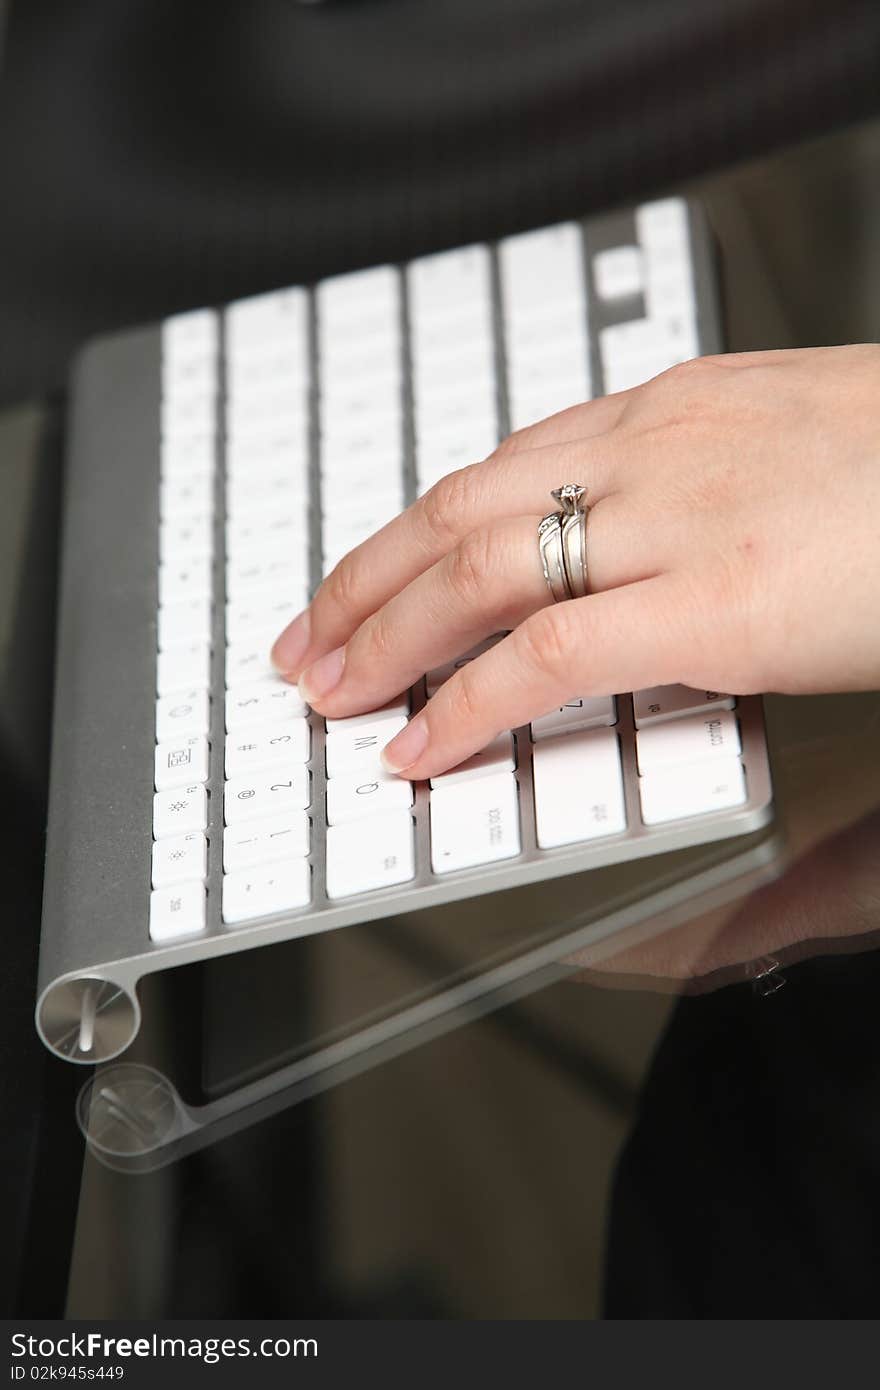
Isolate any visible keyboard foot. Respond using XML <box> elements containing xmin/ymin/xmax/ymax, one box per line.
<box><xmin>36</xmin><ymin>975</ymin><xmax>140</xmax><ymax>1064</ymax></box>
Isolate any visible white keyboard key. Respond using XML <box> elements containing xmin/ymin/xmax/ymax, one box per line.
<box><xmin>325</xmin><ymin>810</ymin><xmax>415</xmax><ymax>899</ymax></box>
<box><xmin>324</xmin><ymin>715</ymin><xmax>408</xmax><ymax>779</ymax></box>
<box><xmin>632</xmin><ymin>685</ymin><xmax>735</xmax><ymax>728</ymax></box>
<box><xmin>225</xmin><ymin>551</ymin><xmax>309</xmax><ymax>596</ymax></box>
<box><xmin>429</xmin><ymin>732</ymin><xmax>516</xmax><ymax>788</ymax></box>
<box><xmin>225</xmin><ymin>469</ymin><xmax>309</xmax><ymax>516</ymax></box>
<box><xmin>226</xmin><ymin>400</ymin><xmax>309</xmax><ymax>447</ymax></box>
<box><xmin>156</xmin><ymin>642</ymin><xmax>211</xmax><ymax>697</ymax></box>
<box><xmin>163</xmin><ymin>309</ymin><xmax>218</xmax><ymax>358</ymax></box>
<box><xmin>223</xmin><ymin>812</ymin><xmax>311</xmax><ymax>873</ymax></box>
<box><xmin>224</xmin><ymin>718</ymin><xmax>310</xmax><ymax>776</ymax></box>
<box><xmin>530</xmin><ymin>696</ymin><xmax>617</xmax><ymax>740</ymax></box>
<box><xmin>222</xmin><ymin>859</ymin><xmax>312</xmax><ymax>924</ymax></box>
<box><xmin>149</xmin><ymin>881</ymin><xmax>207</xmax><ymax>943</ymax></box>
<box><xmin>159</xmin><ymin>515</ymin><xmax>213</xmax><ymax>564</ymax></box>
<box><xmin>225</xmin><ymin>676</ymin><xmax>307</xmax><ymax>732</ymax></box>
<box><xmin>533</xmin><ymin>729</ymin><xmax>626</xmax><ymax>849</ymax></box>
<box><xmin>325</xmin><ymin>697</ymin><xmax>410</xmax><ymax>732</ymax></box>
<box><xmin>161</xmin><ymin>394</ymin><xmax>216</xmax><ymax>441</ymax></box>
<box><xmin>602</xmin><ymin>356</ymin><xmax>675</xmax><ymax>395</ymax></box>
<box><xmin>425</xmin><ymin>635</ymin><xmax>505</xmax><ymax>696</ymax></box>
<box><xmin>152</xmin><ymin>783</ymin><xmax>208</xmax><ymax>839</ymax></box>
<box><xmin>156</xmin><ymin>688</ymin><xmax>210</xmax><ymax>741</ymax></box>
<box><xmin>162</xmin><ymin>351</ymin><xmax>216</xmax><ymax>400</ymax></box>
<box><xmin>225</xmin><ymin>514</ymin><xmax>307</xmax><ymax>560</ymax></box>
<box><xmin>409</xmin><ymin>244</ymin><xmax>492</xmax><ymax>320</ymax></box>
<box><xmin>639</xmin><ymin>756</ymin><xmax>747</xmax><ymax>826</ymax></box>
<box><xmin>158</xmin><ymin>556</ymin><xmax>213</xmax><ymax>606</ymax></box>
<box><xmin>225</xmin><ymin>424</ymin><xmax>310</xmax><ymax>471</ymax></box>
<box><xmin>225</xmin><ymin>589</ymin><xmax>309</xmax><ymax>644</ymax></box>
<box><xmin>157</xmin><ymin>597</ymin><xmax>212</xmax><ymax>649</ymax></box>
<box><xmin>224</xmin><ymin>765</ymin><xmax>311</xmax><ymax>824</ymax></box>
<box><xmin>635</xmin><ymin>708</ymin><xmax>741</xmax><ymax>775</ymax></box>
<box><xmin>430</xmin><ymin>771</ymin><xmax>520</xmax><ymax>874</ymax></box>
<box><xmin>599</xmin><ymin>316</ymin><xmax>698</xmax><ymax>384</ymax></box>
<box><xmin>154</xmin><ymin>735</ymin><xmax>210</xmax><ymax>791</ymax></box>
<box><xmin>160</xmin><ymin>435</ymin><xmax>216</xmax><ymax>480</ymax></box>
<box><xmin>319</xmin><ymin>264</ymin><xmax>399</xmax><ymax>319</ymax></box>
<box><xmin>224</xmin><ymin>638</ymin><xmax>279</xmax><ymax>688</ymax></box>
<box><xmin>593</xmin><ymin>245</ymin><xmax>644</xmax><ymax>300</ymax></box>
<box><xmin>226</xmin><ymin>341</ymin><xmax>307</xmax><ymax>394</ymax></box>
<box><xmin>326</xmin><ymin>770</ymin><xmax>414</xmax><ymax>825</ymax></box>
<box><xmin>226</xmin><ymin>287</ymin><xmax>308</xmax><ymax>356</ymax></box>
<box><xmin>151</xmin><ymin>832</ymin><xmax>208</xmax><ymax>889</ymax></box>
<box><xmin>499</xmin><ymin>222</ymin><xmax>584</xmax><ymax>307</ymax></box>
<box><xmin>160</xmin><ymin>471</ymin><xmax>215</xmax><ymax>521</ymax></box>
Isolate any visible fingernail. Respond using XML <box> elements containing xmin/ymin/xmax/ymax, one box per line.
<box><xmin>272</xmin><ymin>609</ymin><xmax>311</xmax><ymax>676</ymax></box>
<box><xmin>381</xmin><ymin>718</ymin><xmax>428</xmax><ymax>774</ymax></box>
<box><xmin>299</xmin><ymin>646</ymin><xmax>345</xmax><ymax>703</ymax></box>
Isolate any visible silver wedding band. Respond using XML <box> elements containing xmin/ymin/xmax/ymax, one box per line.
<box><xmin>539</xmin><ymin>484</ymin><xmax>590</xmax><ymax>603</ymax></box>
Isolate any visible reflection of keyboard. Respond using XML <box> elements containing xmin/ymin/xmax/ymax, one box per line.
<box><xmin>37</xmin><ymin>196</ymin><xmax>773</xmax><ymax>1062</ymax></box>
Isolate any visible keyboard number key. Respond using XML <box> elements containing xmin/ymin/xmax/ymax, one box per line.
<box><xmin>224</xmin><ymin>766</ymin><xmax>311</xmax><ymax>824</ymax></box>
<box><xmin>224</xmin><ymin>719</ymin><xmax>310</xmax><ymax>777</ymax></box>
<box><xmin>223</xmin><ymin>812</ymin><xmax>311</xmax><ymax>872</ymax></box>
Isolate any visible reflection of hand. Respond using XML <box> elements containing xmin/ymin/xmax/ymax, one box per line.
<box><xmin>568</xmin><ymin>807</ymin><xmax>880</xmax><ymax>992</ymax></box>
<box><xmin>272</xmin><ymin>345</ymin><xmax>880</xmax><ymax>779</ymax></box>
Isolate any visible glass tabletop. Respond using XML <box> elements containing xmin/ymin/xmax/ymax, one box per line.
<box><xmin>5</xmin><ymin>118</ymin><xmax>880</xmax><ymax>1320</ymax></box>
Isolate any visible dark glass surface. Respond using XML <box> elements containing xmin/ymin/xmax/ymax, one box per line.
<box><xmin>3</xmin><ymin>101</ymin><xmax>880</xmax><ymax>1317</ymax></box>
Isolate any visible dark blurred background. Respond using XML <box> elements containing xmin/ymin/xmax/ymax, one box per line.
<box><xmin>1</xmin><ymin>0</ymin><xmax>880</xmax><ymax>406</ymax></box>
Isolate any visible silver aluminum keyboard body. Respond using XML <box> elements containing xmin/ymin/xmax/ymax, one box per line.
<box><xmin>37</xmin><ymin>197</ymin><xmax>774</xmax><ymax>1062</ymax></box>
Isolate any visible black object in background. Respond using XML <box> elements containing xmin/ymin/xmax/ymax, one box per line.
<box><xmin>1</xmin><ymin>0</ymin><xmax>879</xmax><ymax>405</ymax></box>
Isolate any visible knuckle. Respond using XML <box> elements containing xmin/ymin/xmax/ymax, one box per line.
<box><xmin>447</xmin><ymin>524</ymin><xmax>507</xmax><ymax>605</ymax></box>
<box><xmin>493</xmin><ymin>429</ymin><xmax>527</xmax><ymax>460</ymax></box>
<box><xmin>444</xmin><ymin>663</ymin><xmax>483</xmax><ymax>727</ymax></box>
<box><xmin>359</xmin><ymin>608</ymin><xmax>396</xmax><ymax>667</ymax></box>
<box><xmin>516</xmin><ymin>604</ymin><xmax>580</xmax><ymax>681</ymax></box>
<box><xmin>419</xmin><ymin>467</ymin><xmax>476</xmax><ymax>549</ymax></box>
<box><xmin>321</xmin><ymin>551</ymin><xmax>362</xmax><ymax>618</ymax></box>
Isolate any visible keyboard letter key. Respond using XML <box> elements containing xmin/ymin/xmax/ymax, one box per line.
<box><xmin>635</xmin><ymin>708</ymin><xmax>741</xmax><ymax>775</ymax></box>
<box><xmin>639</xmin><ymin>756</ymin><xmax>747</xmax><ymax>825</ymax></box>
<box><xmin>533</xmin><ymin>729</ymin><xmax>626</xmax><ymax>849</ymax></box>
<box><xmin>325</xmin><ymin>810</ymin><xmax>415</xmax><ymax>899</ymax></box>
<box><xmin>430</xmin><ymin>771</ymin><xmax>520</xmax><ymax>874</ymax></box>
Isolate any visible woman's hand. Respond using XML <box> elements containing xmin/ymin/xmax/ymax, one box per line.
<box><xmin>271</xmin><ymin>345</ymin><xmax>880</xmax><ymax>780</ymax></box>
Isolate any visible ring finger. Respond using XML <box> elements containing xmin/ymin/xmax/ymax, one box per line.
<box><xmin>298</xmin><ymin>494</ymin><xmax>661</xmax><ymax>720</ymax></box>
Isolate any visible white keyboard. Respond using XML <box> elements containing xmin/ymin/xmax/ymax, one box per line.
<box><xmin>36</xmin><ymin>194</ymin><xmax>773</xmax><ymax>1064</ymax></box>
<box><xmin>150</xmin><ymin>196</ymin><xmax>770</xmax><ymax>943</ymax></box>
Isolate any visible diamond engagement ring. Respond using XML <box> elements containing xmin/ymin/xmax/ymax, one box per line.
<box><xmin>539</xmin><ymin>484</ymin><xmax>590</xmax><ymax>603</ymax></box>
